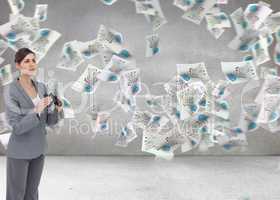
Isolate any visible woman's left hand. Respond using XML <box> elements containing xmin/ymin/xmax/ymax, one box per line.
<box><xmin>56</xmin><ymin>105</ymin><xmax>63</xmax><ymax>113</ymax></box>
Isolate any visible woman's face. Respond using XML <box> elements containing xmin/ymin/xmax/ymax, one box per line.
<box><xmin>16</xmin><ymin>53</ymin><xmax>37</xmax><ymax>77</ymax></box>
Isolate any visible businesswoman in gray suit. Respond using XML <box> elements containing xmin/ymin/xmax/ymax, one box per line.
<box><xmin>4</xmin><ymin>48</ymin><xmax>63</xmax><ymax>200</ymax></box>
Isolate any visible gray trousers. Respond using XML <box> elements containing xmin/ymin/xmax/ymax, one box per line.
<box><xmin>6</xmin><ymin>155</ymin><xmax>45</xmax><ymax>200</ymax></box>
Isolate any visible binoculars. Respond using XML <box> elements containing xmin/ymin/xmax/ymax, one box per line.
<box><xmin>44</xmin><ymin>93</ymin><xmax>63</xmax><ymax>107</ymax></box>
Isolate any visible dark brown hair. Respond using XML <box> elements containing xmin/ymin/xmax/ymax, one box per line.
<box><xmin>14</xmin><ymin>48</ymin><xmax>35</xmax><ymax>64</ymax></box>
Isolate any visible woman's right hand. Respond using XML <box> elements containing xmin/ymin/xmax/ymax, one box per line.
<box><xmin>34</xmin><ymin>97</ymin><xmax>52</xmax><ymax>114</ymax></box>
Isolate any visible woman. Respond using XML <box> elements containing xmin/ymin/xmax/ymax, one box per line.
<box><xmin>4</xmin><ymin>48</ymin><xmax>63</xmax><ymax>200</ymax></box>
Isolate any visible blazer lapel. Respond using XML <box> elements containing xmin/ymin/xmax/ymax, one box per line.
<box><xmin>32</xmin><ymin>79</ymin><xmax>45</xmax><ymax>99</ymax></box>
<box><xmin>14</xmin><ymin>77</ymin><xmax>34</xmax><ymax>107</ymax></box>
<box><xmin>14</xmin><ymin>77</ymin><xmax>45</xmax><ymax>107</ymax></box>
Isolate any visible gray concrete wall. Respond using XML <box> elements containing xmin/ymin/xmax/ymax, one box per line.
<box><xmin>0</xmin><ymin>0</ymin><xmax>280</xmax><ymax>155</ymax></box>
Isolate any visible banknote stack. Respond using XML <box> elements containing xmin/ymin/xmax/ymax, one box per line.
<box><xmin>141</xmin><ymin>129</ymin><xmax>175</xmax><ymax>160</ymax></box>
<box><xmin>134</xmin><ymin>0</ymin><xmax>167</xmax><ymax>31</ymax></box>
<box><xmin>175</xmin><ymin>0</ymin><xmax>217</xmax><ymax>25</ymax></box>
<box><xmin>60</xmin><ymin>97</ymin><xmax>75</xmax><ymax>119</ymax></box>
<box><xmin>145</xmin><ymin>33</ymin><xmax>160</xmax><ymax>57</ymax></box>
<box><xmin>205</xmin><ymin>11</ymin><xmax>231</xmax><ymax>39</ymax></box>
<box><xmin>97</xmin><ymin>24</ymin><xmax>126</xmax><ymax>57</ymax></box>
<box><xmin>56</xmin><ymin>41</ymin><xmax>85</xmax><ymax>71</ymax></box>
<box><xmin>238</xmin><ymin>103</ymin><xmax>259</xmax><ymax>134</ymax></box>
<box><xmin>94</xmin><ymin>112</ymin><xmax>111</xmax><ymax>133</ymax></box>
<box><xmin>57</xmin><ymin>24</ymin><xmax>131</xmax><ymax>72</ymax></box>
<box><xmin>177</xmin><ymin>62</ymin><xmax>210</xmax><ymax>83</ymax></box>
<box><xmin>86</xmin><ymin>105</ymin><xmax>110</xmax><ymax>134</ymax></box>
<box><xmin>174</xmin><ymin>0</ymin><xmax>232</xmax><ymax>38</ymax></box>
<box><xmin>72</xmin><ymin>64</ymin><xmax>102</xmax><ymax>94</ymax></box>
<box><xmin>235</xmin><ymin>74</ymin><xmax>280</xmax><ymax>137</ymax></box>
<box><xmin>34</xmin><ymin>4</ymin><xmax>48</xmax><ymax>22</ymax></box>
<box><xmin>98</xmin><ymin>55</ymin><xmax>131</xmax><ymax>82</ymax></box>
<box><xmin>254</xmin><ymin>75</ymin><xmax>280</xmax><ymax>132</ymax></box>
<box><xmin>233</xmin><ymin>77</ymin><xmax>268</xmax><ymax>137</ymax></box>
<box><xmin>133</xmin><ymin>109</ymin><xmax>174</xmax><ymax>159</ymax></box>
<box><xmin>221</xmin><ymin>61</ymin><xmax>258</xmax><ymax>84</ymax></box>
<box><xmin>228</xmin><ymin>2</ymin><xmax>277</xmax><ymax>67</ymax></box>
<box><xmin>0</xmin><ymin>2</ymin><xmax>60</xmax><ymax>63</ymax></box>
<box><xmin>115</xmin><ymin>122</ymin><xmax>137</xmax><ymax>147</ymax></box>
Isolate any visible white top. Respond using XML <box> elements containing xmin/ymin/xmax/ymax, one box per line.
<box><xmin>32</xmin><ymin>94</ymin><xmax>41</xmax><ymax>116</ymax></box>
<box><xmin>32</xmin><ymin>94</ymin><xmax>41</xmax><ymax>106</ymax></box>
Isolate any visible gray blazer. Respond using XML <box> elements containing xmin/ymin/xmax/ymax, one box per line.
<box><xmin>4</xmin><ymin>77</ymin><xmax>63</xmax><ymax>159</ymax></box>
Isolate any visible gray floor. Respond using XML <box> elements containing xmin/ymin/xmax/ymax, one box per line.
<box><xmin>1</xmin><ymin>156</ymin><xmax>280</xmax><ymax>200</ymax></box>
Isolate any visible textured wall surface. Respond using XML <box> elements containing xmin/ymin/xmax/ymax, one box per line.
<box><xmin>0</xmin><ymin>0</ymin><xmax>280</xmax><ymax>155</ymax></box>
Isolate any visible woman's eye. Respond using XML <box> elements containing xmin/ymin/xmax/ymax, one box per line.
<box><xmin>23</xmin><ymin>59</ymin><xmax>36</xmax><ymax>63</ymax></box>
